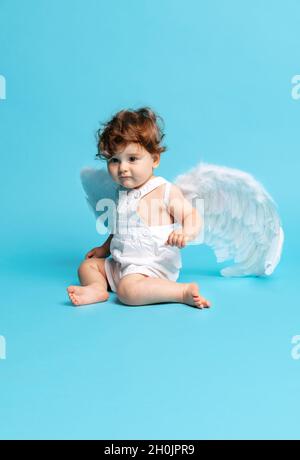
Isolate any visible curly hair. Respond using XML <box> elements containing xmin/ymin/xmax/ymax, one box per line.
<box><xmin>96</xmin><ymin>107</ymin><xmax>167</xmax><ymax>160</ymax></box>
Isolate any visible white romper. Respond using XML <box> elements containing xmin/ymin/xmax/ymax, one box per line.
<box><xmin>104</xmin><ymin>176</ymin><xmax>182</xmax><ymax>292</ymax></box>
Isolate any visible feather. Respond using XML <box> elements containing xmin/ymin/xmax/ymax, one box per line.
<box><xmin>80</xmin><ymin>167</ymin><xmax>119</xmax><ymax>232</ymax></box>
<box><xmin>174</xmin><ymin>162</ymin><xmax>284</xmax><ymax>276</ymax></box>
<box><xmin>79</xmin><ymin>163</ymin><xmax>284</xmax><ymax>277</ymax></box>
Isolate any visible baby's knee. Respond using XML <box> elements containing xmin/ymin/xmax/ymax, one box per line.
<box><xmin>117</xmin><ymin>279</ymin><xmax>138</xmax><ymax>305</ymax></box>
<box><xmin>77</xmin><ymin>258</ymin><xmax>98</xmax><ymax>274</ymax></box>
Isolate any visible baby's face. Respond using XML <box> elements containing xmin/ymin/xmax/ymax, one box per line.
<box><xmin>106</xmin><ymin>143</ymin><xmax>160</xmax><ymax>189</ymax></box>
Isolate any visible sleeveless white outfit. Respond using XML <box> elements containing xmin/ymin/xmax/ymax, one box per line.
<box><xmin>104</xmin><ymin>176</ymin><xmax>182</xmax><ymax>292</ymax></box>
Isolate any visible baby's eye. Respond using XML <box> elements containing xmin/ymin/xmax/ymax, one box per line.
<box><xmin>129</xmin><ymin>156</ymin><xmax>137</xmax><ymax>162</ymax></box>
<box><xmin>109</xmin><ymin>158</ymin><xmax>119</xmax><ymax>163</ymax></box>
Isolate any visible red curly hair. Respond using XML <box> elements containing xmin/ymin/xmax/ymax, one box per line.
<box><xmin>96</xmin><ymin>107</ymin><xmax>167</xmax><ymax>160</ymax></box>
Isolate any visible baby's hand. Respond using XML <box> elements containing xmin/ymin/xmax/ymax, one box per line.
<box><xmin>85</xmin><ymin>246</ymin><xmax>105</xmax><ymax>259</ymax></box>
<box><xmin>165</xmin><ymin>230</ymin><xmax>190</xmax><ymax>249</ymax></box>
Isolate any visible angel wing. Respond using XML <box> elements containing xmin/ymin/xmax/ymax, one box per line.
<box><xmin>80</xmin><ymin>167</ymin><xmax>119</xmax><ymax>233</ymax></box>
<box><xmin>174</xmin><ymin>162</ymin><xmax>284</xmax><ymax>277</ymax></box>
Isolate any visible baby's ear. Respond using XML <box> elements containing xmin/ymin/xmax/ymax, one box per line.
<box><xmin>153</xmin><ymin>154</ymin><xmax>160</xmax><ymax>167</ymax></box>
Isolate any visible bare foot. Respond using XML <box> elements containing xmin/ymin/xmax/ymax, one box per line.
<box><xmin>67</xmin><ymin>283</ymin><xmax>109</xmax><ymax>306</ymax></box>
<box><xmin>182</xmin><ymin>282</ymin><xmax>211</xmax><ymax>309</ymax></box>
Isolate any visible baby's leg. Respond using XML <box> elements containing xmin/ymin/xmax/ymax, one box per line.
<box><xmin>117</xmin><ymin>274</ymin><xmax>211</xmax><ymax>309</ymax></box>
<box><xmin>67</xmin><ymin>258</ymin><xmax>110</xmax><ymax>306</ymax></box>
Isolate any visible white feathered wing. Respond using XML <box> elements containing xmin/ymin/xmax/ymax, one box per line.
<box><xmin>174</xmin><ymin>163</ymin><xmax>284</xmax><ymax>276</ymax></box>
<box><xmin>80</xmin><ymin>164</ymin><xmax>284</xmax><ymax>277</ymax></box>
<box><xmin>80</xmin><ymin>167</ymin><xmax>119</xmax><ymax>233</ymax></box>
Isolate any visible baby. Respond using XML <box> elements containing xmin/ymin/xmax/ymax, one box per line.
<box><xmin>67</xmin><ymin>107</ymin><xmax>211</xmax><ymax>309</ymax></box>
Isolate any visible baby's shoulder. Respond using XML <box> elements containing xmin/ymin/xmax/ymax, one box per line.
<box><xmin>147</xmin><ymin>182</ymin><xmax>184</xmax><ymax>211</ymax></box>
<box><xmin>167</xmin><ymin>182</ymin><xmax>184</xmax><ymax>200</ymax></box>
<box><xmin>153</xmin><ymin>180</ymin><xmax>183</xmax><ymax>196</ymax></box>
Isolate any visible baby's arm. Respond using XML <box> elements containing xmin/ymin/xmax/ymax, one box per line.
<box><xmin>165</xmin><ymin>185</ymin><xmax>202</xmax><ymax>248</ymax></box>
<box><xmin>85</xmin><ymin>234</ymin><xmax>113</xmax><ymax>259</ymax></box>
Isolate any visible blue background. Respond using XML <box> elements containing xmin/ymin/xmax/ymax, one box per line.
<box><xmin>1</xmin><ymin>0</ymin><xmax>300</xmax><ymax>439</ymax></box>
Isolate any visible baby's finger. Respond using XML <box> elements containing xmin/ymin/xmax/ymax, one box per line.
<box><xmin>173</xmin><ymin>236</ymin><xmax>180</xmax><ymax>247</ymax></box>
<box><xmin>173</xmin><ymin>234</ymin><xmax>182</xmax><ymax>247</ymax></box>
<box><xmin>179</xmin><ymin>235</ymin><xmax>187</xmax><ymax>247</ymax></box>
<box><xmin>174</xmin><ymin>234</ymin><xmax>184</xmax><ymax>248</ymax></box>
<box><xmin>167</xmin><ymin>232</ymin><xmax>175</xmax><ymax>246</ymax></box>
<box><xmin>176</xmin><ymin>237</ymin><xmax>184</xmax><ymax>247</ymax></box>
<box><xmin>172</xmin><ymin>236</ymin><xmax>179</xmax><ymax>246</ymax></box>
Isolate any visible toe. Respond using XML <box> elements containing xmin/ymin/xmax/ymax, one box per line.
<box><xmin>195</xmin><ymin>299</ymin><xmax>203</xmax><ymax>308</ymax></box>
<box><xmin>69</xmin><ymin>293</ymin><xmax>78</xmax><ymax>305</ymax></box>
<box><xmin>71</xmin><ymin>297</ymin><xmax>79</xmax><ymax>305</ymax></box>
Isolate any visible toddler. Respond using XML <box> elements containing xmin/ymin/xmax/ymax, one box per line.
<box><xmin>67</xmin><ymin>107</ymin><xmax>211</xmax><ymax>309</ymax></box>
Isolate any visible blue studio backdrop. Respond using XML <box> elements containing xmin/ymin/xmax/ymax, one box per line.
<box><xmin>0</xmin><ymin>0</ymin><xmax>300</xmax><ymax>440</ymax></box>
